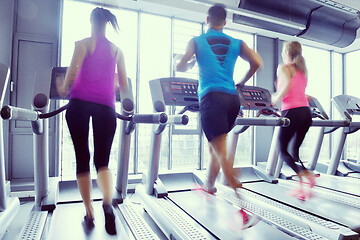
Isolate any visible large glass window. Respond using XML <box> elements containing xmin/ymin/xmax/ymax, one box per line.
<box><xmin>137</xmin><ymin>13</ymin><xmax>171</xmax><ymax>173</ymax></box>
<box><xmin>171</xmin><ymin>19</ymin><xmax>202</xmax><ymax>170</ymax></box>
<box><xmin>60</xmin><ymin>1</ymin><xmax>137</xmax><ymax>179</ymax></box>
<box><xmin>331</xmin><ymin>52</ymin><xmax>344</xmax><ymax>153</ymax></box>
<box><xmin>223</xmin><ymin>29</ymin><xmax>254</xmax><ymax>167</ymax></box>
<box><xmin>61</xmin><ymin>1</ymin><xmax>260</xmax><ymax>177</ymax></box>
<box><xmin>300</xmin><ymin>46</ymin><xmax>331</xmax><ymax>162</ymax></box>
<box><xmin>345</xmin><ymin>50</ymin><xmax>360</xmax><ymax>161</ymax></box>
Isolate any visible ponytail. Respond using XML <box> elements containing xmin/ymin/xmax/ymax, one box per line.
<box><xmin>283</xmin><ymin>41</ymin><xmax>307</xmax><ymax>77</ymax></box>
<box><xmin>90</xmin><ymin>7</ymin><xmax>119</xmax><ymax>32</ymax></box>
<box><xmin>293</xmin><ymin>55</ymin><xmax>307</xmax><ymax>77</ymax></box>
<box><xmin>104</xmin><ymin>9</ymin><xmax>119</xmax><ymax>32</ymax></box>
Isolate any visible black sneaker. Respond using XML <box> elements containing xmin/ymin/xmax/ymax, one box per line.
<box><xmin>103</xmin><ymin>204</ymin><xmax>117</xmax><ymax>235</ymax></box>
<box><xmin>82</xmin><ymin>215</ymin><xmax>94</xmax><ymax>234</ymax></box>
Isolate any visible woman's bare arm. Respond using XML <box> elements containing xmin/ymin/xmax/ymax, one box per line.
<box><xmin>57</xmin><ymin>41</ymin><xmax>87</xmax><ymax>97</ymax></box>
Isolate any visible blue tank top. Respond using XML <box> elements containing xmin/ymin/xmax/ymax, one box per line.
<box><xmin>193</xmin><ymin>28</ymin><xmax>242</xmax><ymax>99</ymax></box>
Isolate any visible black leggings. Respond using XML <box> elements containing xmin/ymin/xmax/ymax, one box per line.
<box><xmin>66</xmin><ymin>99</ymin><xmax>116</xmax><ymax>174</ymax></box>
<box><xmin>279</xmin><ymin>107</ymin><xmax>312</xmax><ymax>174</ymax></box>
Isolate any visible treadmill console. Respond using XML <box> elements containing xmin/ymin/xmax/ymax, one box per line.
<box><xmin>238</xmin><ymin>86</ymin><xmax>272</xmax><ymax>110</ymax></box>
<box><xmin>150</xmin><ymin>79</ymin><xmax>277</xmax><ymax>113</ymax></box>
<box><xmin>307</xmin><ymin>96</ymin><xmax>329</xmax><ymax>120</ymax></box>
<box><xmin>333</xmin><ymin>95</ymin><xmax>360</xmax><ymax>119</ymax></box>
<box><xmin>149</xmin><ymin>78</ymin><xmax>199</xmax><ymax>107</ymax></box>
<box><xmin>50</xmin><ymin>67</ymin><xmax>67</xmax><ymax>100</ymax></box>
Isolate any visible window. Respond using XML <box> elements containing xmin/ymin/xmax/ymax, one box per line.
<box><xmin>61</xmin><ymin>1</ymin><xmax>258</xmax><ymax>178</ymax></box>
<box><xmin>222</xmin><ymin>29</ymin><xmax>254</xmax><ymax>167</ymax></box>
<box><xmin>331</xmin><ymin>52</ymin><xmax>344</xmax><ymax>152</ymax></box>
<box><xmin>300</xmin><ymin>46</ymin><xmax>331</xmax><ymax>162</ymax></box>
<box><xmin>60</xmin><ymin>1</ymin><xmax>137</xmax><ymax>179</ymax></box>
<box><xmin>171</xmin><ymin>19</ymin><xmax>202</xmax><ymax>170</ymax></box>
<box><xmin>137</xmin><ymin>13</ymin><xmax>172</xmax><ymax>173</ymax></box>
<box><xmin>345</xmin><ymin>50</ymin><xmax>360</xmax><ymax>161</ymax></box>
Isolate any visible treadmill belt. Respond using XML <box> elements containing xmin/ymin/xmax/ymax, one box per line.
<box><xmin>169</xmin><ymin>190</ymin><xmax>296</xmax><ymax>240</ymax></box>
<box><xmin>308</xmin><ymin>175</ymin><xmax>360</xmax><ymax>197</ymax></box>
<box><xmin>48</xmin><ymin>201</ymin><xmax>131</xmax><ymax>240</ymax></box>
<box><xmin>244</xmin><ymin>181</ymin><xmax>360</xmax><ymax>233</ymax></box>
<box><xmin>348</xmin><ymin>172</ymin><xmax>360</xmax><ymax>179</ymax></box>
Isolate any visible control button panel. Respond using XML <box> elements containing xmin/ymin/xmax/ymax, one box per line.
<box><xmin>150</xmin><ymin>77</ymin><xmax>199</xmax><ymax>107</ymax></box>
<box><xmin>333</xmin><ymin>95</ymin><xmax>360</xmax><ymax>117</ymax></box>
<box><xmin>170</xmin><ymin>82</ymin><xmax>198</xmax><ymax>96</ymax></box>
<box><xmin>238</xmin><ymin>86</ymin><xmax>272</xmax><ymax>110</ymax></box>
<box><xmin>241</xmin><ymin>89</ymin><xmax>267</xmax><ymax>101</ymax></box>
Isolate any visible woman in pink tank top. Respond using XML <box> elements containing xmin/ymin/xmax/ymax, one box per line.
<box><xmin>272</xmin><ymin>41</ymin><xmax>316</xmax><ymax>201</ymax></box>
<box><xmin>57</xmin><ymin>7</ymin><xmax>129</xmax><ymax>235</ymax></box>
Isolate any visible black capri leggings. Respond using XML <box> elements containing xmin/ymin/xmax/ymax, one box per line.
<box><xmin>279</xmin><ymin>107</ymin><xmax>312</xmax><ymax>174</ymax></box>
<box><xmin>66</xmin><ymin>99</ymin><xmax>117</xmax><ymax>174</ymax></box>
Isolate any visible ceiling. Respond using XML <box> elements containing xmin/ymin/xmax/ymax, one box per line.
<box><xmin>333</xmin><ymin>0</ymin><xmax>360</xmax><ymax>11</ymax></box>
<box><xmin>73</xmin><ymin>0</ymin><xmax>360</xmax><ymax>52</ymax></box>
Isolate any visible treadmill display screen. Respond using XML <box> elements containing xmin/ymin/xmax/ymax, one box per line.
<box><xmin>50</xmin><ymin>67</ymin><xmax>67</xmax><ymax>100</ymax></box>
<box><xmin>170</xmin><ymin>82</ymin><xmax>197</xmax><ymax>96</ymax></box>
<box><xmin>241</xmin><ymin>89</ymin><xmax>267</xmax><ymax>101</ymax></box>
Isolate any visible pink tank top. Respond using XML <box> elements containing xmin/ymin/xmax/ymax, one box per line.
<box><xmin>280</xmin><ymin>70</ymin><xmax>309</xmax><ymax>111</ymax></box>
<box><xmin>70</xmin><ymin>36</ymin><xmax>116</xmax><ymax>108</ymax></box>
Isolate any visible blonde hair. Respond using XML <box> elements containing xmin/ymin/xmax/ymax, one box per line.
<box><xmin>283</xmin><ymin>41</ymin><xmax>307</xmax><ymax>77</ymax></box>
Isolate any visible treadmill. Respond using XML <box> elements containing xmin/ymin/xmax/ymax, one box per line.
<box><xmin>1</xmin><ymin>67</ymin><xmax>168</xmax><ymax>239</ymax></box>
<box><xmin>137</xmin><ymin>77</ymin><xmax>338</xmax><ymax>240</ymax></box>
<box><xmin>0</xmin><ymin>63</ymin><xmax>20</xmax><ymax>239</ymax></box>
<box><xmin>328</xmin><ymin>95</ymin><xmax>360</xmax><ymax>179</ymax></box>
<box><xmin>229</xmin><ymin>90</ymin><xmax>360</xmax><ymax>237</ymax></box>
<box><xmin>269</xmin><ymin>95</ymin><xmax>360</xmax><ymax>197</ymax></box>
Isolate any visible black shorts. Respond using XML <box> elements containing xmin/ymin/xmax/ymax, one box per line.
<box><xmin>200</xmin><ymin>91</ymin><xmax>240</xmax><ymax>142</ymax></box>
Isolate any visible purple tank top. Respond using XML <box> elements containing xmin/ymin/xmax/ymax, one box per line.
<box><xmin>70</xmin><ymin>36</ymin><xmax>116</xmax><ymax>108</ymax></box>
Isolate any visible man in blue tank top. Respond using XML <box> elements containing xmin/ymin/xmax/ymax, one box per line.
<box><xmin>176</xmin><ymin>3</ymin><xmax>262</xmax><ymax>195</ymax></box>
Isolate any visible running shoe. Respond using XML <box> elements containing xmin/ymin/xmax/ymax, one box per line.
<box><xmin>239</xmin><ymin>209</ymin><xmax>260</xmax><ymax>230</ymax></box>
<box><xmin>202</xmin><ymin>181</ymin><xmax>217</xmax><ymax>194</ymax></box>
<box><xmin>103</xmin><ymin>204</ymin><xmax>117</xmax><ymax>235</ymax></box>
<box><xmin>306</xmin><ymin>190</ymin><xmax>314</xmax><ymax>199</ymax></box>
<box><xmin>82</xmin><ymin>215</ymin><xmax>95</xmax><ymax>234</ymax></box>
<box><xmin>307</xmin><ymin>175</ymin><xmax>317</xmax><ymax>188</ymax></box>
<box><xmin>286</xmin><ymin>187</ymin><xmax>306</xmax><ymax>201</ymax></box>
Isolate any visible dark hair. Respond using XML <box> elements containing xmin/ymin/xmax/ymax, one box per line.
<box><xmin>208</xmin><ymin>3</ymin><xmax>227</xmax><ymax>25</ymax></box>
<box><xmin>90</xmin><ymin>7</ymin><xmax>119</xmax><ymax>32</ymax></box>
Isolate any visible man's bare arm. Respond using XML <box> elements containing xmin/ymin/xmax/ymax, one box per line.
<box><xmin>236</xmin><ymin>42</ymin><xmax>263</xmax><ymax>87</ymax></box>
<box><xmin>175</xmin><ymin>39</ymin><xmax>196</xmax><ymax>72</ymax></box>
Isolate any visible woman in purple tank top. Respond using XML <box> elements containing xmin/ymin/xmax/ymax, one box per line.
<box><xmin>272</xmin><ymin>41</ymin><xmax>316</xmax><ymax>201</ymax></box>
<box><xmin>57</xmin><ymin>7</ymin><xmax>129</xmax><ymax>235</ymax></box>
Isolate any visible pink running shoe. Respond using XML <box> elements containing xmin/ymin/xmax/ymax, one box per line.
<box><xmin>239</xmin><ymin>209</ymin><xmax>260</xmax><ymax>230</ymax></box>
<box><xmin>307</xmin><ymin>175</ymin><xmax>317</xmax><ymax>188</ymax></box>
<box><xmin>287</xmin><ymin>187</ymin><xmax>306</xmax><ymax>201</ymax></box>
<box><xmin>202</xmin><ymin>181</ymin><xmax>217</xmax><ymax>194</ymax></box>
<box><xmin>306</xmin><ymin>190</ymin><xmax>314</xmax><ymax>200</ymax></box>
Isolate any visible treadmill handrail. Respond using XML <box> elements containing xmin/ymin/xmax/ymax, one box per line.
<box><xmin>1</xmin><ymin>105</ymin><xmax>39</xmax><ymax>121</ymax></box>
<box><xmin>234</xmin><ymin>117</ymin><xmax>290</xmax><ymax>127</ymax></box>
<box><xmin>311</xmin><ymin>119</ymin><xmax>350</xmax><ymax>127</ymax></box>
<box><xmin>130</xmin><ymin>113</ymin><xmax>168</xmax><ymax>124</ymax></box>
<box><xmin>167</xmin><ymin>114</ymin><xmax>189</xmax><ymax>125</ymax></box>
<box><xmin>1</xmin><ymin>105</ymin><xmax>69</xmax><ymax>121</ymax></box>
<box><xmin>39</xmin><ymin>104</ymin><xmax>68</xmax><ymax>119</ymax></box>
